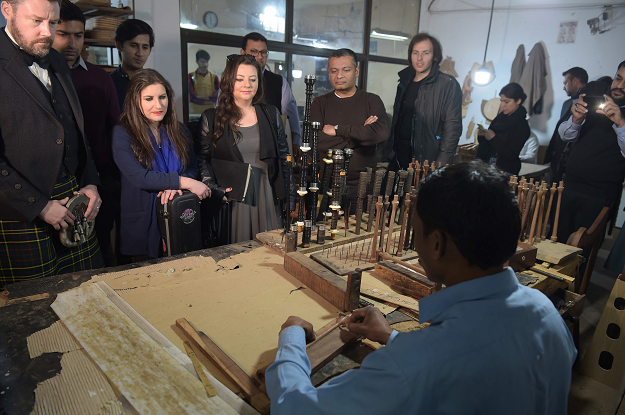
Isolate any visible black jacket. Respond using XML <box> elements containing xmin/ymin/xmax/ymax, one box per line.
<box><xmin>195</xmin><ymin>103</ymin><xmax>295</xmax><ymax>206</ymax></box>
<box><xmin>385</xmin><ymin>62</ymin><xmax>462</xmax><ymax>166</ymax></box>
<box><xmin>0</xmin><ymin>28</ymin><xmax>99</xmax><ymax>221</ymax></box>
<box><xmin>476</xmin><ymin>105</ymin><xmax>530</xmax><ymax>176</ymax></box>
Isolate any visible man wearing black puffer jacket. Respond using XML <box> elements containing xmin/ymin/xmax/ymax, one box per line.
<box><xmin>386</xmin><ymin>33</ymin><xmax>462</xmax><ymax>170</ymax></box>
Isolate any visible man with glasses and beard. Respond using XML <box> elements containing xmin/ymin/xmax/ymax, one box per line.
<box><xmin>0</xmin><ymin>0</ymin><xmax>102</xmax><ymax>287</ymax></box>
<box><xmin>555</xmin><ymin>61</ymin><xmax>625</xmax><ymax>244</ymax></box>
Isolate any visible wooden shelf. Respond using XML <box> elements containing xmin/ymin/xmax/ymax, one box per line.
<box><xmin>76</xmin><ymin>1</ymin><xmax>132</xmax><ymax>18</ymax></box>
<box><xmin>84</xmin><ymin>39</ymin><xmax>116</xmax><ymax>47</ymax></box>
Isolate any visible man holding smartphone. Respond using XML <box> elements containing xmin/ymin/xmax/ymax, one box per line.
<box><xmin>555</xmin><ymin>61</ymin><xmax>625</xmax><ymax>243</ymax></box>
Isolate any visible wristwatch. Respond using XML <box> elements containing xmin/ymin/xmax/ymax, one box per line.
<box><xmin>334</xmin><ymin>125</ymin><xmax>338</xmax><ymax>131</ymax></box>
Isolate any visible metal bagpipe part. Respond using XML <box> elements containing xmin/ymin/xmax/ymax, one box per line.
<box><xmin>59</xmin><ymin>193</ymin><xmax>95</xmax><ymax>248</ymax></box>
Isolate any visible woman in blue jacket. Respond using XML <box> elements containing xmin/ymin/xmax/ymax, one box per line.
<box><xmin>112</xmin><ymin>69</ymin><xmax>209</xmax><ymax>260</ymax></box>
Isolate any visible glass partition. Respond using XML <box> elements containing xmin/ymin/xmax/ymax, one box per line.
<box><xmin>369</xmin><ymin>0</ymin><xmax>420</xmax><ymax>59</ymax></box>
<box><xmin>180</xmin><ymin>0</ymin><xmax>286</xmax><ymax>42</ymax></box>
<box><xmin>366</xmin><ymin>61</ymin><xmax>406</xmax><ymax>116</ymax></box>
<box><xmin>293</xmin><ymin>0</ymin><xmax>365</xmax><ymax>53</ymax></box>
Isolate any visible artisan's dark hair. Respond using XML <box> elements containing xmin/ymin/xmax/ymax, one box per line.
<box><xmin>59</xmin><ymin>0</ymin><xmax>85</xmax><ymax>26</ymax></box>
<box><xmin>618</xmin><ymin>60</ymin><xmax>625</xmax><ymax>71</ymax></box>
<box><xmin>242</xmin><ymin>32</ymin><xmax>268</xmax><ymax>50</ymax></box>
<box><xmin>115</xmin><ymin>19</ymin><xmax>155</xmax><ymax>47</ymax></box>
<box><xmin>329</xmin><ymin>48</ymin><xmax>358</xmax><ymax>69</ymax></box>
<box><xmin>119</xmin><ymin>69</ymin><xmax>190</xmax><ymax>170</ymax></box>
<box><xmin>416</xmin><ymin>161</ymin><xmax>521</xmax><ymax>270</ymax></box>
<box><xmin>500</xmin><ymin>82</ymin><xmax>527</xmax><ymax>104</ymax></box>
<box><xmin>213</xmin><ymin>55</ymin><xmax>264</xmax><ymax>144</ymax></box>
<box><xmin>196</xmin><ymin>49</ymin><xmax>210</xmax><ymax>61</ymax></box>
<box><xmin>407</xmin><ymin>33</ymin><xmax>442</xmax><ymax>66</ymax></box>
<box><xmin>562</xmin><ymin>67</ymin><xmax>588</xmax><ymax>85</ymax></box>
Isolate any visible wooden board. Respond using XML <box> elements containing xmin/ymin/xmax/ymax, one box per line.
<box><xmin>51</xmin><ymin>284</ymin><xmax>239</xmax><ymax>415</ymax></box>
<box><xmin>523</xmin><ymin>264</ymin><xmax>574</xmax><ymax>297</ymax></box>
<box><xmin>580</xmin><ymin>276</ymin><xmax>625</xmax><ymax>392</ymax></box>
<box><xmin>534</xmin><ymin>240</ymin><xmax>583</xmax><ymax>265</ymax></box>
<box><xmin>177</xmin><ymin>318</ymin><xmax>270</xmax><ymax>415</ymax></box>
<box><xmin>374</xmin><ymin>261</ymin><xmax>435</xmax><ymax>300</ymax></box>
<box><xmin>109</xmin><ymin>247</ymin><xmax>341</xmax><ymax>382</ymax></box>
<box><xmin>284</xmin><ymin>251</ymin><xmax>355</xmax><ymax>311</ymax></box>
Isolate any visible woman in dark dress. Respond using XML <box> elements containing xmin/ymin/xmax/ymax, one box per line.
<box><xmin>112</xmin><ymin>69</ymin><xmax>209</xmax><ymax>260</ymax></box>
<box><xmin>195</xmin><ymin>55</ymin><xmax>294</xmax><ymax>243</ymax></box>
<box><xmin>476</xmin><ymin>83</ymin><xmax>531</xmax><ymax>176</ymax></box>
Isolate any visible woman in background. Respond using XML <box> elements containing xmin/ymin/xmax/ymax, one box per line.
<box><xmin>195</xmin><ymin>55</ymin><xmax>294</xmax><ymax>243</ymax></box>
<box><xmin>113</xmin><ymin>69</ymin><xmax>209</xmax><ymax>260</ymax></box>
<box><xmin>476</xmin><ymin>82</ymin><xmax>531</xmax><ymax>176</ymax></box>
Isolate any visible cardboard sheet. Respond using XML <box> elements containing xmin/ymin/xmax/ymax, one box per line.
<box><xmin>30</xmin><ymin>349</ymin><xmax>129</xmax><ymax>415</ymax></box>
<box><xmin>27</xmin><ymin>320</ymin><xmax>81</xmax><ymax>358</ymax></box>
<box><xmin>116</xmin><ymin>246</ymin><xmax>341</xmax><ymax>377</ymax></box>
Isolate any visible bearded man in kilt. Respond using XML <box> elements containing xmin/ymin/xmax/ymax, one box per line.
<box><xmin>0</xmin><ymin>0</ymin><xmax>103</xmax><ymax>288</ymax></box>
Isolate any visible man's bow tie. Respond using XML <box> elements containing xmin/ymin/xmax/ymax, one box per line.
<box><xmin>19</xmin><ymin>49</ymin><xmax>50</xmax><ymax>70</ymax></box>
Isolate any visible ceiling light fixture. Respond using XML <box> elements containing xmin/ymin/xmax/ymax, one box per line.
<box><xmin>472</xmin><ymin>0</ymin><xmax>496</xmax><ymax>86</ymax></box>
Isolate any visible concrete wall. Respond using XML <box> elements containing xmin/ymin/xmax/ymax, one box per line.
<box><xmin>419</xmin><ymin>0</ymin><xmax>625</xmax><ymax>146</ymax></box>
<box><xmin>135</xmin><ymin>0</ymin><xmax>184</xmax><ymax>117</ymax></box>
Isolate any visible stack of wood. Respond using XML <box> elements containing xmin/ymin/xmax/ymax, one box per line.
<box><xmin>509</xmin><ymin>175</ymin><xmax>564</xmax><ymax>245</ymax></box>
<box><xmin>85</xmin><ymin>16</ymin><xmax>122</xmax><ymax>41</ymax></box>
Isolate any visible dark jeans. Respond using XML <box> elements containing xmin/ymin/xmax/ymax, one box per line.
<box><xmin>95</xmin><ymin>166</ymin><xmax>129</xmax><ymax>267</ymax></box>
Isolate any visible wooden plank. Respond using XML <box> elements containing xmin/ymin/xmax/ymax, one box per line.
<box><xmin>345</xmin><ymin>270</ymin><xmax>362</xmax><ymax>311</ymax></box>
<box><xmin>374</xmin><ymin>261</ymin><xmax>434</xmax><ymax>300</ymax></box>
<box><xmin>93</xmin><ymin>282</ymin><xmax>259</xmax><ymax>415</ymax></box>
<box><xmin>284</xmin><ymin>252</ymin><xmax>349</xmax><ymax>311</ymax></box>
<box><xmin>51</xmin><ymin>284</ymin><xmax>238</xmax><ymax>415</ymax></box>
<box><xmin>307</xmin><ymin>326</ymin><xmax>359</xmax><ymax>373</ymax></box>
<box><xmin>527</xmin><ymin>264</ymin><xmax>574</xmax><ymax>297</ymax></box>
<box><xmin>176</xmin><ymin>319</ymin><xmax>270</xmax><ymax>415</ymax></box>
<box><xmin>359</xmin><ymin>282</ymin><xmax>420</xmax><ymax>312</ymax></box>
<box><xmin>534</xmin><ymin>240</ymin><xmax>582</xmax><ymax>265</ymax></box>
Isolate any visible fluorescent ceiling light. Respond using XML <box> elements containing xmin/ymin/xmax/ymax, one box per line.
<box><xmin>180</xmin><ymin>23</ymin><xmax>198</xmax><ymax>29</ymax></box>
<box><xmin>370</xmin><ymin>30</ymin><xmax>408</xmax><ymax>41</ymax></box>
<box><xmin>292</xmin><ymin>70</ymin><xmax>303</xmax><ymax>79</ymax></box>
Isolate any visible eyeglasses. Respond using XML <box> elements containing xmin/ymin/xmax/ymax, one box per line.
<box><xmin>227</xmin><ymin>54</ymin><xmax>257</xmax><ymax>61</ymax></box>
<box><xmin>248</xmin><ymin>49</ymin><xmax>269</xmax><ymax>57</ymax></box>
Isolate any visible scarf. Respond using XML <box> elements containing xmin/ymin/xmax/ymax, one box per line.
<box><xmin>146</xmin><ymin>126</ymin><xmax>183</xmax><ymax>258</ymax></box>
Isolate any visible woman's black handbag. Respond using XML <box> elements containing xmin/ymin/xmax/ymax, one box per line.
<box><xmin>201</xmin><ymin>198</ymin><xmax>232</xmax><ymax>249</ymax></box>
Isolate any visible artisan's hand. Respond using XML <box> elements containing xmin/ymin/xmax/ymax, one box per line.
<box><xmin>322</xmin><ymin>124</ymin><xmax>337</xmax><ymax>137</ymax></box>
<box><xmin>222</xmin><ymin>187</ymin><xmax>232</xmax><ymax>203</ymax></box>
<box><xmin>572</xmin><ymin>94</ymin><xmax>588</xmax><ymax>124</ymax></box>
<box><xmin>281</xmin><ymin>316</ymin><xmax>316</xmax><ymax>344</ymax></box>
<box><xmin>157</xmin><ymin>189</ymin><xmax>183</xmax><ymax>205</ymax></box>
<box><xmin>597</xmin><ymin>94</ymin><xmax>625</xmax><ymax>128</ymax></box>
<box><xmin>346</xmin><ymin>306</ymin><xmax>392</xmax><ymax>345</ymax></box>
<box><xmin>76</xmin><ymin>184</ymin><xmax>101</xmax><ymax>222</ymax></box>
<box><xmin>38</xmin><ymin>197</ymin><xmax>75</xmax><ymax>230</ymax></box>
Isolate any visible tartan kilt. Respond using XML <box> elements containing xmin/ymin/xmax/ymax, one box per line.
<box><xmin>0</xmin><ymin>175</ymin><xmax>103</xmax><ymax>287</ymax></box>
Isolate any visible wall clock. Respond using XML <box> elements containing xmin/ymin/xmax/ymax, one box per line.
<box><xmin>203</xmin><ymin>11</ymin><xmax>218</xmax><ymax>28</ymax></box>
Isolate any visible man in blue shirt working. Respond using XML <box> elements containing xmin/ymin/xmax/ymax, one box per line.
<box><xmin>266</xmin><ymin>161</ymin><xmax>577</xmax><ymax>414</ymax></box>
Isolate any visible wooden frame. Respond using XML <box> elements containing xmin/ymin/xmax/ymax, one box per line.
<box><xmin>283</xmin><ymin>252</ymin><xmax>361</xmax><ymax>312</ymax></box>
